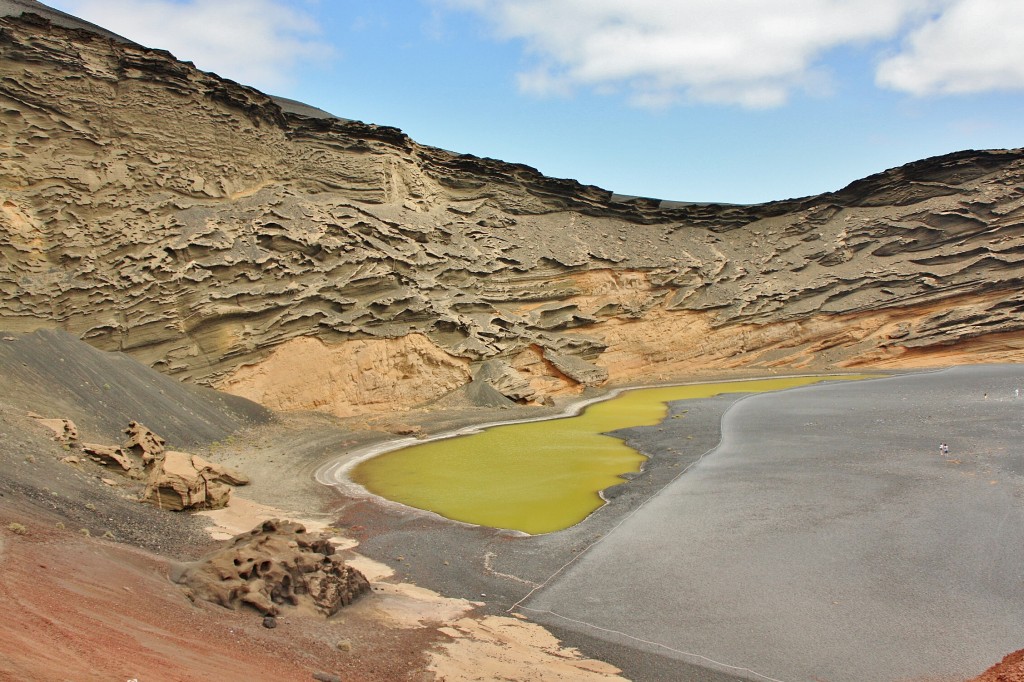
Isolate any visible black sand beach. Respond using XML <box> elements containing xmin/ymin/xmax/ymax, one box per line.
<box><xmin>327</xmin><ymin>367</ymin><xmax>1024</xmax><ymax>681</ymax></box>
<box><xmin>523</xmin><ymin>366</ymin><xmax>1024</xmax><ymax>681</ymax></box>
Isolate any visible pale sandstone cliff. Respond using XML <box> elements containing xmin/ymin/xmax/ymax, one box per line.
<box><xmin>2</xmin><ymin>11</ymin><xmax>1024</xmax><ymax>416</ymax></box>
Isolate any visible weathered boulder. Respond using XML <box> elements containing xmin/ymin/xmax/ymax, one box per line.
<box><xmin>143</xmin><ymin>451</ymin><xmax>232</xmax><ymax>511</ymax></box>
<box><xmin>175</xmin><ymin>520</ymin><xmax>370</xmax><ymax>617</ymax></box>
<box><xmin>123</xmin><ymin>421</ymin><xmax>166</xmax><ymax>466</ymax></box>
<box><xmin>29</xmin><ymin>415</ymin><xmax>79</xmax><ymax>445</ymax></box>
<box><xmin>81</xmin><ymin>443</ymin><xmax>136</xmax><ymax>473</ymax></box>
<box><xmin>385</xmin><ymin>422</ymin><xmax>424</xmax><ymax>437</ymax></box>
<box><xmin>474</xmin><ymin>359</ymin><xmax>537</xmax><ymax>402</ymax></box>
<box><xmin>190</xmin><ymin>453</ymin><xmax>249</xmax><ymax>486</ymax></box>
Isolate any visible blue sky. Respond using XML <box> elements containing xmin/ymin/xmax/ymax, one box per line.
<box><xmin>47</xmin><ymin>0</ymin><xmax>1024</xmax><ymax>204</ymax></box>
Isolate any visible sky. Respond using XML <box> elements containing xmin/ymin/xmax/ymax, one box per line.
<box><xmin>46</xmin><ymin>0</ymin><xmax>1024</xmax><ymax>205</ymax></box>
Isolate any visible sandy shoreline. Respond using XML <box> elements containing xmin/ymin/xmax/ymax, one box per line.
<box><xmin>314</xmin><ymin>370</ymin><xmax>888</xmax><ymax>521</ymax></box>
<box><xmin>295</xmin><ymin>376</ymin><xmax>866</xmax><ymax>680</ymax></box>
<box><xmin>200</xmin><ymin>469</ymin><xmax>630</xmax><ymax>681</ymax></box>
<box><xmin>199</xmin><ymin>365</ymin><xmax>1024</xmax><ymax>682</ymax></box>
<box><xmin>197</xmin><ymin>373</ymin><xmax>823</xmax><ymax>681</ymax></box>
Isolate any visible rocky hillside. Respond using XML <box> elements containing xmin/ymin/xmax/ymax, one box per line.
<box><xmin>2</xmin><ymin>8</ymin><xmax>1024</xmax><ymax>416</ymax></box>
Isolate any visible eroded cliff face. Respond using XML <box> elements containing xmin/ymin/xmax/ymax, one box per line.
<box><xmin>3</xmin><ymin>12</ymin><xmax>1024</xmax><ymax>416</ymax></box>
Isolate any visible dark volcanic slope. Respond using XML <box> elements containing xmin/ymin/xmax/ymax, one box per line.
<box><xmin>0</xmin><ymin>329</ymin><xmax>270</xmax><ymax>444</ymax></box>
<box><xmin>1</xmin><ymin>10</ymin><xmax>1024</xmax><ymax>416</ymax></box>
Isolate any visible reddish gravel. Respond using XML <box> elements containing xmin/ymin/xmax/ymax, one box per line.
<box><xmin>0</xmin><ymin>343</ymin><xmax>441</xmax><ymax>682</ymax></box>
<box><xmin>970</xmin><ymin>650</ymin><xmax>1024</xmax><ymax>682</ymax></box>
<box><xmin>0</xmin><ymin>507</ymin><xmax>436</xmax><ymax>682</ymax></box>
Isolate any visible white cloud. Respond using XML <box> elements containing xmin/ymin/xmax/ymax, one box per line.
<box><xmin>445</xmin><ymin>0</ymin><xmax>943</xmax><ymax>108</ymax></box>
<box><xmin>876</xmin><ymin>0</ymin><xmax>1024</xmax><ymax>95</ymax></box>
<box><xmin>54</xmin><ymin>0</ymin><xmax>332</xmax><ymax>92</ymax></box>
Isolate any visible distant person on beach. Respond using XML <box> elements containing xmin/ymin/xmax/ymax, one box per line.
<box><xmin>1016</xmin><ymin>388</ymin><xmax>1020</xmax><ymax>399</ymax></box>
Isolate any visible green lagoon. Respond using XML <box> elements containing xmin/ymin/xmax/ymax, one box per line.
<box><xmin>352</xmin><ymin>376</ymin><xmax>870</xmax><ymax>534</ymax></box>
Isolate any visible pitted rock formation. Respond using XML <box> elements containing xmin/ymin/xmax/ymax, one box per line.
<box><xmin>2</xmin><ymin>10</ymin><xmax>1024</xmax><ymax>416</ymax></box>
<box><xmin>123</xmin><ymin>421</ymin><xmax>165</xmax><ymax>466</ymax></box>
<box><xmin>175</xmin><ymin>519</ymin><xmax>371</xmax><ymax>617</ymax></box>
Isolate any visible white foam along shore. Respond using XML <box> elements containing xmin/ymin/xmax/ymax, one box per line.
<box><xmin>313</xmin><ymin>371</ymin><xmax>885</xmax><ymax>513</ymax></box>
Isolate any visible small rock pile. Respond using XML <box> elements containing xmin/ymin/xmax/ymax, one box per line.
<box><xmin>175</xmin><ymin>519</ymin><xmax>370</xmax><ymax>617</ymax></box>
<box><xmin>32</xmin><ymin>416</ymin><xmax>247</xmax><ymax>511</ymax></box>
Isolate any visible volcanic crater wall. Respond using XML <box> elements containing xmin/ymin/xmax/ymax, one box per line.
<box><xmin>2</xmin><ymin>12</ymin><xmax>1024</xmax><ymax>415</ymax></box>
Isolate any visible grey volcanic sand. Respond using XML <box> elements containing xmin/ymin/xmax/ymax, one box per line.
<box><xmin>330</xmin><ymin>389</ymin><xmax>750</xmax><ymax>679</ymax></box>
<box><xmin>519</xmin><ymin>366</ymin><xmax>1024</xmax><ymax>681</ymax></box>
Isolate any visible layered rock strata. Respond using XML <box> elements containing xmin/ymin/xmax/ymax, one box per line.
<box><xmin>2</xmin><ymin>11</ymin><xmax>1024</xmax><ymax>415</ymax></box>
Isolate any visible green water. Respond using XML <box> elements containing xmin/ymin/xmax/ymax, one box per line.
<box><xmin>352</xmin><ymin>375</ymin><xmax>871</xmax><ymax>534</ymax></box>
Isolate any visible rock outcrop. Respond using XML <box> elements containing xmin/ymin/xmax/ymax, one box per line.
<box><xmin>36</xmin><ymin>416</ymin><xmax>251</xmax><ymax>509</ymax></box>
<box><xmin>175</xmin><ymin>519</ymin><xmax>371</xmax><ymax>616</ymax></box>
<box><xmin>123</xmin><ymin>421</ymin><xmax>165</xmax><ymax>465</ymax></box>
<box><xmin>30</xmin><ymin>415</ymin><xmax>79</xmax><ymax>444</ymax></box>
<box><xmin>82</xmin><ymin>442</ymin><xmax>137</xmax><ymax>473</ymax></box>
<box><xmin>2</xmin><ymin>9</ymin><xmax>1024</xmax><ymax>416</ymax></box>
<box><xmin>143</xmin><ymin>450</ymin><xmax>243</xmax><ymax>511</ymax></box>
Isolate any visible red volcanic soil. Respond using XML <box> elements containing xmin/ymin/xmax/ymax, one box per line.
<box><xmin>0</xmin><ymin>331</ymin><xmax>439</xmax><ymax>681</ymax></box>
<box><xmin>970</xmin><ymin>650</ymin><xmax>1024</xmax><ymax>682</ymax></box>
<box><xmin>0</xmin><ymin>505</ymin><xmax>434</xmax><ymax>682</ymax></box>
<box><xmin>0</xmin><ymin>330</ymin><xmax>1019</xmax><ymax>682</ymax></box>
